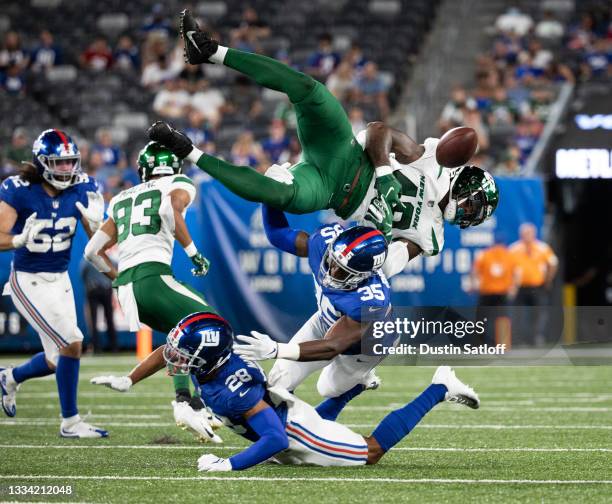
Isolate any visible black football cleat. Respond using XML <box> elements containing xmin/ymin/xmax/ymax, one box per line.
<box><xmin>147</xmin><ymin>121</ymin><xmax>194</xmax><ymax>159</ymax></box>
<box><xmin>180</xmin><ymin>9</ymin><xmax>219</xmax><ymax>65</ymax></box>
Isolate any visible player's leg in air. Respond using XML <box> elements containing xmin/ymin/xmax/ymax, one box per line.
<box><xmin>149</xmin><ymin>9</ymin><xmax>375</xmax><ymax>220</ymax></box>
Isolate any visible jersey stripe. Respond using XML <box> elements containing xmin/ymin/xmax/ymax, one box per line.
<box><xmin>179</xmin><ymin>312</ymin><xmax>227</xmax><ymax>331</ymax></box>
<box><xmin>289</xmin><ymin>420</ymin><xmax>369</xmax><ymax>450</ymax></box>
<box><xmin>10</xmin><ymin>272</ymin><xmax>67</xmax><ymax>347</ymax></box>
<box><xmin>172</xmin><ymin>175</ymin><xmax>194</xmax><ymax>186</ymax></box>
<box><xmin>341</xmin><ymin>230</ymin><xmax>382</xmax><ymax>257</ymax></box>
<box><xmin>286</xmin><ymin>422</ymin><xmax>368</xmax><ymax>457</ymax></box>
<box><xmin>286</xmin><ymin>428</ymin><xmax>368</xmax><ymax>462</ymax></box>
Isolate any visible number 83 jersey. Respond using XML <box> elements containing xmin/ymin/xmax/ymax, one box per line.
<box><xmin>0</xmin><ymin>174</ymin><xmax>100</xmax><ymax>273</ymax></box>
<box><xmin>107</xmin><ymin>174</ymin><xmax>196</xmax><ymax>272</ymax></box>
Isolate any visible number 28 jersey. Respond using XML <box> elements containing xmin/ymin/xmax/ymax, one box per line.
<box><xmin>107</xmin><ymin>174</ymin><xmax>196</xmax><ymax>272</ymax></box>
<box><xmin>0</xmin><ymin>174</ymin><xmax>100</xmax><ymax>273</ymax></box>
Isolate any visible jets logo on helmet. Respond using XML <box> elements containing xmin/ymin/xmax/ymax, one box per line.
<box><xmin>138</xmin><ymin>141</ymin><xmax>182</xmax><ymax>182</ymax></box>
<box><xmin>32</xmin><ymin>129</ymin><xmax>81</xmax><ymax>190</ymax></box>
<box><xmin>319</xmin><ymin>226</ymin><xmax>388</xmax><ymax>291</ymax></box>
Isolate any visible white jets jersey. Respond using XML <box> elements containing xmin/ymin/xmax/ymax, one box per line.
<box><xmin>107</xmin><ymin>174</ymin><xmax>196</xmax><ymax>272</ymax></box>
<box><xmin>352</xmin><ymin>131</ymin><xmax>449</xmax><ymax>256</ymax></box>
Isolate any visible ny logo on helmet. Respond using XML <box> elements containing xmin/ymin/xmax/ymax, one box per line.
<box><xmin>372</xmin><ymin>252</ymin><xmax>386</xmax><ymax>268</ymax></box>
<box><xmin>198</xmin><ymin>329</ymin><xmax>220</xmax><ymax>347</ymax></box>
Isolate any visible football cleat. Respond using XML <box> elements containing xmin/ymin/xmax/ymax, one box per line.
<box><xmin>60</xmin><ymin>416</ymin><xmax>109</xmax><ymax>438</ymax></box>
<box><xmin>180</xmin><ymin>9</ymin><xmax>219</xmax><ymax>65</ymax></box>
<box><xmin>172</xmin><ymin>400</ymin><xmax>223</xmax><ymax>443</ymax></box>
<box><xmin>432</xmin><ymin>366</ymin><xmax>480</xmax><ymax>409</ymax></box>
<box><xmin>362</xmin><ymin>370</ymin><xmax>382</xmax><ymax>391</ymax></box>
<box><xmin>0</xmin><ymin>367</ymin><xmax>19</xmax><ymax>417</ymax></box>
<box><xmin>147</xmin><ymin>121</ymin><xmax>194</xmax><ymax>159</ymax></box>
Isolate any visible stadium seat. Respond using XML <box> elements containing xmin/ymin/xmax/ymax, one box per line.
<box><xmin>113</xmin><ymin>112</ymin><xmax>149</xmax><ymax>131</ymax></box>
<box><xmin>97</xmin><ymin>13</ymin><xmax>130</xmax><ymax>35</ymax></box>
<box><xmin>46</xmin><ymin>66</ymin><xmax>78</xmax><ymax>83</ymax></box>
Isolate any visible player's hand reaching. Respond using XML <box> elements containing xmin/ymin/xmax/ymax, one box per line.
<box><xmin>234</xmin><ymin>331</ymin><xmax>278</xmax><ymax>361</ymax></box>
<box><xmin>364</xmin><ymin>196</ymin><xmax>393</xmax><ymax>242</ymax></box>
<box><xmin>190</xmin><ymin>252</ymin><xmax>211</xmax><ymax>277</ymax></box>
<box><xmin>376</xmin><ymin>173</ymin><xmax>403</xmax><ymax>212</ymax></box>
<box><xmin>76</xmin><ymin>191</ymin><xmax>105</xmax><ymax>233</ymax></box>
<box><xmin>90</xmin><ymin>375</ymin><xmax>133</xmax><ymax>392</ymax></box>
<box><xmin>11</xmin><ymin>213</ymin><xmax>46</xmax><ymax>249</ymax></box>
<box><xmin>197</xmin><ymin>453</ymin><xmax>232</xmax><ymax>472</ymax></box>
<box><xmin>147</xmin><ymin>121</ymin><xmax>194</xmax><ymax>159</ymax></box>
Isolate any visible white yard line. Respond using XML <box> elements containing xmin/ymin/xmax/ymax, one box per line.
<box><xmin>0</xmin><ymin>475</ymin><xmax>610</xmax><ymax>485</ymax></box>
<box><xmin>1</xmin><ymin>445</ymin><xmax>610</xmax><ymax>453</ymax></box>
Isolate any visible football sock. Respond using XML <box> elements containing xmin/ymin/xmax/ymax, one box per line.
<box><xmin>371</xmin><ymin>384</ymin><xmax>447</xmax><ymax>452</ymax></box>
<box><xmin>315</xmin><ymin>384</ymin><xmax>365</xmax><ymax>421</ymax></box>
<box><xmin>56</xmin><ymin>355</ymin><xmax>80</xmax><ymax>419</ymax></box>
<box><xmin>173</xmin><ymin>374</ymin><xmax>191</xmax><ymax>400</ymax></box>
<box><xmin>210</xmin><ymin>45</ymin><xmax>228</xmax><ymax>64</ymax></box>
<box><xmin>12</xmin><ymin>352</ymin><xmax>54</xmax><ymax>383</ymax></box>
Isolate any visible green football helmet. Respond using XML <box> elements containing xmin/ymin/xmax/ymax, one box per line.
<box><xmin>444</xmin><ymin>166</ymin><xmax>499</xmax><ymax>229</ymax></box>
<box><xmin>137</xmin><ymin>141</ymin><xmax>182</xmax><ymax>182</ymax></box>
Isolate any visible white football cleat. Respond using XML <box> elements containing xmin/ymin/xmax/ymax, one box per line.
<box><xmin>0</xmin><ymin>367</ymin><xmax>19</xmax><ymax>417</ymax></box>
<box><xmin>362</xmin><ymin>369</ymin><xmax>382</xmax><ymax>391</ymax></box>
<box><xmin>172</xmin><ymin>400</ymin><xmax>223</xmax><ymax>443</ymax></box>
<box><xmin>60</xmin><ymin>415</ymin><xmax>109</xmax><ymax>438</ymax></box>
<box><xmin>432</xmin><ymin>366</ymin><xmax>480</xmax><ymax>409</ymax></box>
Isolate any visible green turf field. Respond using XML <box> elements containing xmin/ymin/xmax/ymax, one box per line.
<box><xmin>1</xmin><ymin>356</ymin><xmax>611</xmax><ymax>503</ymax></box>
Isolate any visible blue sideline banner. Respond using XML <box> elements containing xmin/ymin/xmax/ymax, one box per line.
<box><xmin>0</xmin><ymin>176</ymin><xmax>545</xmax><ymax>350</ymax></box>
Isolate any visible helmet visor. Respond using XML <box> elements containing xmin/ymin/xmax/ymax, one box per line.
<box><xmin>40</xmin><ymin>154</ymin><xmax>81</xmax><ymax>188</ymax></box>
<box><xmin>318</xmin><ymin>247</ymin><xmax>372</xmax><ymax>290</ymax></box>
<box><xmin>162</xmin><ymin>344</ymin><xmax>206</xmax><ymax>376</ymax></box>
<box><xmin>455</xmin><ymin>189</ymin><xmax>486</xmax><ymax>228</ymax></box>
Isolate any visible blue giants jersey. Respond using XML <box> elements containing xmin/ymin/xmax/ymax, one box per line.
<box><xmin>307</xmin><ymin>224</ymin><xmax>392</xmax><ymax>334</ymax></box>
<box><xmin>0</xmin><ymin>174</ymin><xmax>100</xmax><ymax>273</ymax></box>
<box><xmin>196</xmin><ymin>353</ymin><xmax>287</xmax><ymax>442</ymax></box>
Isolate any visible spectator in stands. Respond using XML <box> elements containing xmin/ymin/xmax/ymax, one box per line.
<box><xmin>30</xmin><ymin>30</ymin><xmax>62</xmax><ymax>73</ymax></box>
<box><xmin>0</xmin><ymin>61</ymin><xmax>26</xmax><ymax>96</ymax></box>
<box><xmin>353</xmin><ymin>62</ymin><xmax>389</xmax><ymax>120</ymax></box>
<box><xmin>121</xmin><ymin>152</ymin><xmax>141</xmax><ymax>189</ymax></box>
<box><xmin>580</xmin><ymin>38</ymin><xmax>612</xmax><ymax>81</ymax></box>
<box><xmin>345</xmin><ymin>42</ymin><xmax>368</xmax><ymax>72</ymax></box>
<box><xmin>349</xmin><ymin>106</ymin><xmax>366</xmax><ymax>136</ymax></box>
<box><xmin>226</xmin><ymin>75</ymin><xmax>263</xmax><ymax>123</ymax></box>
<box><xmin>274</xmin><ymin>96</ymin><xmax>297</xmax><ymax>131</ymax></box>
<box><xmin>190</xmin><ymin>79</ymin><xmax>226</xmax><ymax>129</ymax></box>
<box><xmin>113</xmin><ymin>35</ymin><xmax>140</xmax><ymax>72</ymax></box>
<box><xmin>307</xmin><ymin>33</ymin><xmax>341</xmax><ymax>80</ymax></box>
<box><xmin>153</xmin><ymin>78</ymin><xmax>190</xmax><ymax>120</ymax></box>
<box><xmin>495</xmin><ymin>7</ymin><xmax>533</xmax><ymax>37</ymax></box>
<box><xmin>80</xmin><ymin>37</ymin><xmax>112</xmax><ymax>71</ymax></box>
<box><xmin>439</xmin><ymin>86</ymin><xmax>477</xmax><ymax>132</ymax></box>
<box><xmin>230</xmin><ymin>7</ymin><xmax>271</xmax><ymax>53</ymax></box>
<box><xmin>261</xmin><ymin>119</ymin><xmax>290</xmax><ymax>164</ymax></box>
<box><xmin>231</xmin><ymin>131</ymin><xmax>265</xmax><ymax>169</ymax></box>
<box><xmin>514</xmin><ymin>115</ymin><xmax>542</xmax><ymax>165</ymax></box>
<box><xmin>510</xmin><ymin>223</ymin><xmax>558</xmax><ymax>346</ymax></box>
<box><xmin>487</xmin><ymin>87</ymin><xmax>519</xmax><ymax>127</ymax></box>
<box><xmin>141</xmin><ymin>53</ymin><xmax>181</xmax><ymax>89</ymax></box>
<box><xmin>92</xmin><ymin>129</ymin><xmax>126</xmax><ymax>169</ymax></box>
<box><xmin>542</xmin><ymin>60</ymin><xmax>575</xmax><ymax>84</ymax></box>
<box><xmin>535</xmin><ymin>10</ymin><xmax>565</xmax><ymax>40</ymax></box>
<box><xmin>527</xmin><ymin>87</ymin><xmax>554</xmax><ymax>123</ymax></box>
<box><xmin>184</xmin><ymin>109</ymin><xmax>214</xmax><ymax>149</ymax></box>
<box><xmin>503</xmin><ymin>71</ymin><xmax>531</xmax><ymax>109</ymax></box>
<box><xmin>141</xmin><ymin>3</ymin><xmax>173</xmax><ymax>37</ymax></box>
<box><xmin>2</xmin><ymin>127</ymin><xmax>29</xmax><ymax>176</ymax></box>
<box><xmin>327</xmin><ymin>61</ymin><xmax>355</xmax><ymax>102</ymax></box>
<box><xmin>180</xmin><ymin>63</ymin><xmax>206</xmax><ymax>86</ymax></box>
<box><xmin>0</xmin><ymin>31</ymin><xmax>28</xmax><ymax>72</ymax></box>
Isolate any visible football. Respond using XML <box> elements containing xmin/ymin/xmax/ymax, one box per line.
<box><xmin>435</xmin><ymin>126</ymin><xmax>478</xmax><ymax>167</ymax></box>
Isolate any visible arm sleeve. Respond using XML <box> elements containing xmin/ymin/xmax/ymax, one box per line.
<box><xmin>261</xmin><ymin>204</ymin><xmax>300</xmax><ymax>255</ymax></box>
<box><xmin>229</xmin><ymin>406</ymin><xmax>289</xmax><ymax>470</ymax></box>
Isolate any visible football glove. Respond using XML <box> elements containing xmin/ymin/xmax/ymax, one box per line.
<box><xmin>190</xmin><ymin>252</ymin><xmax>211</xmax><ymax>277</ymax></box>
<box><xmin>75</xmin><ymin>191</ymin><xmax>105</xmax><ymax>233</ymax></box>
<box><xmin>90</xmin><ymin>375</ymin><xmax>133</xmax><ymax>392</ymax></box>
<box><xmin>234</xmin><ymin>331</ymin><xmax>278</xmax><ymax>361</ymax></box>
<box><xmin>11</xmin><ymin>213</ymin><xmax>47</xmax><ymax>249</ymax></box>
<box><xmin>180</xmin><ymin>9</ymin><xmax>219</xmax><ymax>65</ymax></box>
<box><xmin>364</xmin><ymin>196</ymin><xmax>393</xmax><ymax>242</ymax></box>
<box><xmin>376</xmin><ymin>172</ymin><xmax>403</xmax><ymax>213</ymax></box>
<box><xmin>197</xmin><ymin>453</ymin><xmax>232</xmax><ymax>472</ymax></box>
<box><xmin>147</xmin><ymin>121</ymin><xmax>194</xmax><ymax>159</ymax></box>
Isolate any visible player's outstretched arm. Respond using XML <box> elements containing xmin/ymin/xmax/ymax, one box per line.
<box><xmin>365</xmin><ymin>121</ymin><xmax>425</xmax><ymax>166</ymax></box>
<box><xmin>197</xmin><ymin>400</ymin><xmax>288</xmax><ymax>472</ymax></box>
<box><xmin>0</xmin><ymin>203</ymin><xmax>46</xmax><ymax>251</ymax></box>
<box><xmin>261</xmin><ymin>204</ymin><xmax>309</xmax><ymax>257</ymax></box>
<box><xmin>383</xmin><ymin>239</ymin><xmax>422</xmax><ymax>278</ymax></box>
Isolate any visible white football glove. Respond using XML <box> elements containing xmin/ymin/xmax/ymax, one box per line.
<box><xmin>11</xmin><ymin>213</ymin><xmax>46</xmax><ymax>249</ymax></box>
<box><xmin>90</xmin><ymin>375</ymin><xmax>133</xmax><ymax>392</ymax></box>
<box><xmin>264</xmin><ymin>162</ymin><xmax>294</xmax><ymax>185</ymax></box>
<box><xmin>76</xmin><ymin>191</ymin><xmax>105</xmax><ymax>233</ymax></box>
<box><xmin>172</xmin><ymin>400</ymin><xmax>223</xmax><ymax>444</ymax></box>
<box><xmin>234</xmin><ymin>331</ymin><xmax>278</xmax><ymax>361</ymax></box>
<box><xmin>197</xmin><ymin>453</ymin><xmax>232</xmax><ymax>472</ymax></box>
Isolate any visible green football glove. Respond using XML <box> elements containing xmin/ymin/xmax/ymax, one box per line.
<box><xmin>190</xmin><ymin>252</ymin><xmax>211</xmax><ymax>277</ymax></box>
<box><xmin>364</xmin><ymin>196</ymin><xmax>393</xmax><ymax>242</ymax></box>
<box><xmin>376</xmin><ymin>173</ymin><xmax>403</xmax><ymax>213</ymax></box>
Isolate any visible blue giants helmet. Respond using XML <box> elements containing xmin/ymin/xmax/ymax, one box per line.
<box><xmin>319</xmin><ymin>226</ymin><xmax>388</xmax><ymax>290</ymax></box>
<box><xmin>32</xmin><ymin>129</ymin><xmax>81</xmax><ymax>190</ymax></box>
<box><xmin>163</xmin><ymin>312</ymin><xmax>234</xmax><ymax>377</ymax></box>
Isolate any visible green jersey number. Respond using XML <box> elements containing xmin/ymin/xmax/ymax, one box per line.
<box><xmin>114</xmin><ymin>189</ymin><xmax>162</xmax><ymax>243</ymax></box>
<box><xmin>394</xmin><ymin>172</ymin><xmax>418</xmax><ymax>230</ymax></box>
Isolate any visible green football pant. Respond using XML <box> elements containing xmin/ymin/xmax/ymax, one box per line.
<box><xmin>194</xmin><ymin>49</ymin><xmax>371</xmax><ymax>217</ymax></box>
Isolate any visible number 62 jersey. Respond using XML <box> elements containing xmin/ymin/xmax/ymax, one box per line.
<box><xmin>107</xmin><ymin>174</ymin><xmax>196</xmax><ymax>272</ymax></box>
<box><xmin>0</xmin><ymin>174</ymin><xmax>100</xmax><ymax>273</ymax></box>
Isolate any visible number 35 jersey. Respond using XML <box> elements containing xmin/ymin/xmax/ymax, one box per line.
<box><xmin>0</xmin><ymin>174</ymin><xmax>100</xmax><ymax>273</ymax></box>
<box><xmin>107</xmin><ymin>174</ymin><xmax>196</xmax><ymax>272</ymax></box>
